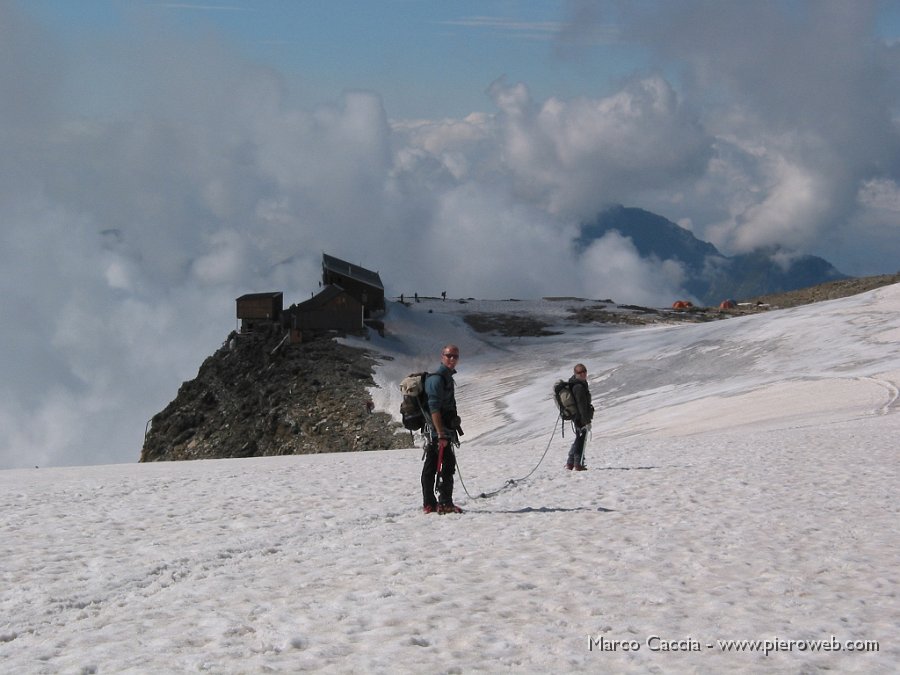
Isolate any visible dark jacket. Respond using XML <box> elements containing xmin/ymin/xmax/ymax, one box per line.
<box><xmin>425</xmin><ymin>365</ymin><xmax>458</xmax><ymax>428</ymax></box>
<box><xmin>568</xmin><ymin>375</ymin><xmax>594</xmax><ymax>427</ymax></box>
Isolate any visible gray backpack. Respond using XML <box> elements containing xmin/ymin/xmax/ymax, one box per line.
<box><xmin>399</xmin><ymin>372</ymin><xmax>430</xmax><ymax>431</ymax></box>
<box><xmin>553</xmin><ymin>380</ymin><xmax>578</xmax><ymax>420</ymax></box>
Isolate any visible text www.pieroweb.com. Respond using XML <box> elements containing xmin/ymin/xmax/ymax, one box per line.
<box><xmin>588</xmin><ymin>635</ymin><xmax>880</xmax><ymax>655</ymax></box>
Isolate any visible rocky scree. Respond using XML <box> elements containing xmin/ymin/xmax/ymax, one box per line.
<box><xmin>140</xmin><ymin>330</ymin><xmax>409</xmax><ymax>462</ymax></box>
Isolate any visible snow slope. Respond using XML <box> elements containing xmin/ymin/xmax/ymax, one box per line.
<box><xmin>2</xmin><ymin>285</ymin><xmax>898</xmax><ymax>673</ymax></box>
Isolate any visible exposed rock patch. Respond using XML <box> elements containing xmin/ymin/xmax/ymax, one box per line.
<box><xmin>748</xmin><ymin>273</ymin><xmax>900</xmax><ymax>308</ymax></box>
<box><xmin>456</xmin><ymin>275</ymin><xmax>900</xmax><ymax>336</ymax></box>
<box><xmin>462</xmin><ymin>314</ymin><xmax>563</xmax><ymax>337</ymax></box>
<box><xmin>140</xmin><ymin>330</ymin><xmax>409</xmax><ymax>462</ymax></box>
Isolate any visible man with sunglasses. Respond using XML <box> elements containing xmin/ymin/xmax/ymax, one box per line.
<box><xmin>566</xmin><ymin>363</ymin><xmax>594</xmax><ymax>471</ymax></box>
<box><xmin>421</xmin><ymin>345</ymin><xmax>464</xmax><ymax>514</ymax></box>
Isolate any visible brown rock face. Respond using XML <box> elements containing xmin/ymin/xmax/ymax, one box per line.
<box><xmin>140</xmin><ymin>329</ymin><xmax>409</xmax><ymax>462</ymax></box>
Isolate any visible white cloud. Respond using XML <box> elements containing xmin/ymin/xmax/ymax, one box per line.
<box><xmin>578</xmin><ymin>231</ymin><xmax>688</xmax><ymax>306</ymax></box>
<box><xmin>190</xmin><ymin>230</ymin><xmax>247</xmax><ymax>285</ymax></box>
<box><xmin>487</xmin><ymin>75</ymin><xmax>713</xmax><ymax>218</ymax></box>
<box><xmin>858</xmin><ymin>178</ymin><xmax>900</xmax><ymax>214</ymax></box>
<box><xmin>610</xmin><ymin>0</ymin><xmax>900</xmax><ymax>270</ymax></box>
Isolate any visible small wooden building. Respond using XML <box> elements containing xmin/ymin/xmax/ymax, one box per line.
<box><xmin>236</xmin><ymin>292</ymin><xmax>283</xmax><ymax>332</ymax></box>
<box><xmin>284</xmin><ymin>285</ymin><xmax>363</xmax><ymax>335</ymax></box>
<box><xmin>321</xmin><ymin>253</ymin><xmax>385</xmax><ymax>315</ymax></box>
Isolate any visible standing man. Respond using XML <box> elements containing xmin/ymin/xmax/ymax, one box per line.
<box><xmin>422</xmin><ymin>344</ymin><xmax>464</xmax><ymax>514</ymax></box>
<box><xmin>566</xmin><ymin>363</ymin><xmax>594</xmax><ymax>471</ymax></box>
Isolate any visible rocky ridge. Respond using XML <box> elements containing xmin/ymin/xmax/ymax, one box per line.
<box><xmin>747</xmin><ymin>272</ymin><xmax>900</xmax><ymax>309</ymax></box>
<box><xmin>140</xmin><ymin>329</ymin><xmax>411</xmax><ymax>462</ymax></box>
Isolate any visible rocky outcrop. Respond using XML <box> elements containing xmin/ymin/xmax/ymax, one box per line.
<box><xmin>748</xmin><ymin>273</ymin><xmax>900</xmax><ymax>308</ymax></box>
<box><xmin>140</xmin><ymin>328</ymin><xmax>409</xmax><ymax>462</ymax></box>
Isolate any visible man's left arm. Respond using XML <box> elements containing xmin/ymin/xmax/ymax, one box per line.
<box><xmin>575</xmin><ymin>384</ymin><xmax>592</xmax><ymax>427</ymax></box>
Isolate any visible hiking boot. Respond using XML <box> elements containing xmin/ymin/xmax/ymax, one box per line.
<box><xmin>565</xmin><ymin>463</ymin><xmax>574</xmax><ymax>470</ymax></box>
<box><xmin>423</xmin><ymin>504</ymin><xmax>436</xmax><ymax>514</ymax></box>
<box><xmin>437</xmin><ymin>503</ymin><xmax>463</xmax><ymax>514</ymax></box>
<box><xmin>574</xmin><ymin>465</ymin><xmax>588</xmax><ymax>471</ymax></box>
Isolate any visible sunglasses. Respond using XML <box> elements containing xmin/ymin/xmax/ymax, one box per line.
<box><xmin>442</xmin><ymin>353</ymin><xmax>460</xmax><ymax>359</ymax></box>
<box><xmin>575</xmin><ymin>369</ymin><xmax>587</xmax><ymax>375</ymax></box>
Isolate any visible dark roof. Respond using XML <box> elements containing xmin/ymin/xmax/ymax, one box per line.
<box><xmin>236</xmin><ymin>291</ymin><xmax>283</xmax><ymax>302</ymax></box>
<box><xmin>292</xmin><ymin>285</ymin><xmax>359</xmax><ymax>312</ymax></box>
<box><xmin>322</xmin><ymin>253</ymin><xmax>384</xmax><ymax>290</ymax></box>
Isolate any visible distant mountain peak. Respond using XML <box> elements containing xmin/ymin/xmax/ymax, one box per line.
<box><xmin>578</xmin><ymin>205</ymin><xmax>846</xmax><ymax>305</ymax></box>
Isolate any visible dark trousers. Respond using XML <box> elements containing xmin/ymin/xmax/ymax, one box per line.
<box><xmin>567</xmin><ymin>426</ymin><xmax>587</xmax><ymax>467</ymax></box>
<box><xmin>421</xmin><ymin>440</ymin><xmax>456</xmax><ymax>507</ymax></box>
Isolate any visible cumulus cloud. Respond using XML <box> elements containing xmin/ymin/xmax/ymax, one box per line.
<box><xmin>578</xmin><ymin>231</ymin><xmax>689</xmax><ymax>307</ymax></box>
<box><xmin>487</xmin><ymin>75</ymin><xmax>712</xmax><ymax>217</ymax></box>
<box><xmin>605</xmin><ymin>0</ymin><xmax>900</xmax><ymax>264</ymax></box>
<box><xmin>2</xmin><ymin>0</ymin><xmax>898</xmax><ymax>467</ymax></box>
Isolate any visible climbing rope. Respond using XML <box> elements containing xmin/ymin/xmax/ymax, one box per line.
<box><xmin>456</xmin><ymin>415</ymin><xmax>564</xmax><ymax>500</ymax></box>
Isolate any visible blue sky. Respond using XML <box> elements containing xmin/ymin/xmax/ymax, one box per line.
<box><xmin>3</xmin><ymin>0</ymin><xmax>900</xmax><ymax>467</ymax></box>
<box><xmin>27</xmin><ymin>0</ymin><xmax>652</xmax><ymax>119</ymax></box>
<box><xmin>24</xmin><ymin>1</ymin><xmax>900</xmax><ymax>123</ymax></box>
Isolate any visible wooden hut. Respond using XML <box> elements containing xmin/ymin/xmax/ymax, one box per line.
<box><xmin>284</xmin><ymin>285</ymin><xmax>364</xmax><ymax>336</ymax></box>
<box><xmin>236</xmin><ymin>292</ymin><xmax>283</xmax><ymax>332</ymax></box>
<box><xmin>321</xmin><ymin>253</ymin><xmax>385</xmax><ymax>315</ymax></box>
